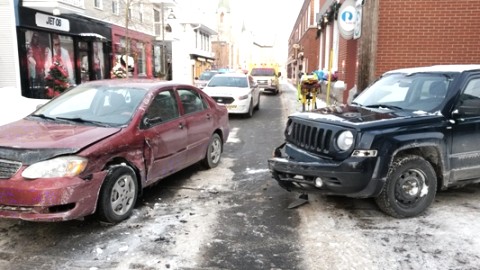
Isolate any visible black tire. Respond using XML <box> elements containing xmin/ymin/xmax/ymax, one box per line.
<box><xmin>202</xmin><ymin>133</ymin><xmax>223</xmax><ymax>169</ymax></box>
<box><xmin>375</xmin><ymin>155</ymin><xmax>437</xmax><ymax>218</ymax></box>
<box><xmin>97</xmin><ymin>166</ymin><xmax>138</xmax><ymax>223</ymax></box>
<box><xmin>245</xmin><ymin>100</ymin><xmax>254</xmax><ymax>118</ymax></box>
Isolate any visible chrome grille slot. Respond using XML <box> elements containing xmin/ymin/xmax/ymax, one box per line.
<box><xmin>286</xmin><ymin>120</ymin><xmax>337</xmax><ymax>157</ymax></box>
<box><xmin>0</xmin><ymin>159</ymin><xmax>22</xmax><ymax>179</ymax></box>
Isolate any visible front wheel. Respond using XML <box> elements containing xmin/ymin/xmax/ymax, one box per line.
<box><xmin>97</xmin><ymin>166</ymin><xmax>138</xmax><ymax>223</ymax></box>
<box><xmin>202</xmin><ymin>133</ymin><xmax>223</xmax><ymax>169</ymax></box>
<box><xmin>245</xmin><ymin>100</ymin><xmax>254</xmax><ymax>118</ymax></box>
<box><xmin>375</xmin><ymin>155</ymin><xmax>437</xmax><ymax>218</ymax></box>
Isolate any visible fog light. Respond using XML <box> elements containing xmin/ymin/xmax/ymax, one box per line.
<box><xmin>314</xmin><ymin>177</ymin><xmax>323</xmax><ymax>187</ymax></box>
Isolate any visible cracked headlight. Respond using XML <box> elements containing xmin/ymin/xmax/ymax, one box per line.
<box><xmin>337</xmin><ymin>131</ymin><xmax>354</xmax><ymax>151</ymax></box>
<box><xmin>22</xmin><ymin>156</ymin><xmax>88</xmax><ymax>179</ymax></box>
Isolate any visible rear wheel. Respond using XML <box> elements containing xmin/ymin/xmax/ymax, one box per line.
<box><xmin>202</xmin><ymin>133</ymin><xmax>223</xmax><ymax>169</ymax></box>
<box><xmin>375</xmin><ymin>155</ymin><xmax>437</xmax><ymax>218</ymax></box>
<box><xmin>97</xmin><ymin>166</ymin><xmax>138</xmax><ymax>223</ymax></box>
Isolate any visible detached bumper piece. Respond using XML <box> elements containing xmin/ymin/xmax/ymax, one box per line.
<box><xmin>268</xmin><ymin>143</ymin><xmax>382</xmax><ymax>198</ymax></box>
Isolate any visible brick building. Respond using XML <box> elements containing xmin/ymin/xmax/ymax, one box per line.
<box><xmin>288</xmin><ymin>0</ymin><xmax>480</xmax><ymax>104</ymax></box>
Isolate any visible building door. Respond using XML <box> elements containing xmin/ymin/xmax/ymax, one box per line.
<box><xmin>78</xmin><ymin>41</ymin><xmax>106</xmax><ymax>83</ymax></box>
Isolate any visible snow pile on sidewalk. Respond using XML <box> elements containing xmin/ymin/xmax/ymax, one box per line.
<box><xmin>0</xmin><ymin>87</ymin><xmax>47</xmax><ymax>127</ymax></box>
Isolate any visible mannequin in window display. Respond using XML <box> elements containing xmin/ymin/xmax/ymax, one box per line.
<box><xmin>27</xmin><ymin>47</ymin><xmax>36</xmax><ymax>83</ymax></box>
<box><xmin>93</xmin><ymin>42</ymin><xmax>103</xmax><ymax>79</ymax></box>
<box><xmin>29</xmin><ymin>32</ymin><xmax>45</xmax><ymax>85</ymax></box>
<box><xmin>52</xmin><ymin>34</ymin><xmax>74</xmax><ymax>84</ymax></box>
<box><xmin>44</xmin><ymin>47</ymin><xmax>52</xmax><ymax>77</ymax></box>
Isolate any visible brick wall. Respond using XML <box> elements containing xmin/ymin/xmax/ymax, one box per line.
<box><xmin>376</xmin><ymin>0</ymin><xmax>480</xmax><ymax>77</ymax></box>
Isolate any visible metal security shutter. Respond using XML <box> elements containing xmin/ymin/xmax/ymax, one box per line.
<box><xmin>0</xmin><ymin>0</ymin><xmax>20</xmax><ymax>88</ymax></box>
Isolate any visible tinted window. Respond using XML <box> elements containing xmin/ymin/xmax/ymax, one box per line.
<box><xmin>143</xmin><ymin>90</ymin><xmax>179</xmax><ymax>127</ymax></box>
<box><xmin>178</xmin><ymin>89</ymin><xmax>206</xmax><ymax>114</ymax></box>
<box><xmin>199</xmin><ymin>71</ymin><xmax>219</xmax><ymax>80</ymax></box>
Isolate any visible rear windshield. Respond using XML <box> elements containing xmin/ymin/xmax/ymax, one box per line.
<box><xmin>251</xmin><ymin>68</ymin><xmax>276</xmax><ymax>76</ymax></box>
<box><xmin>199</xmin><ymin>71</ymin><xmax>219</xmax><ymax>80</ymax></box>
<box><xmin>208</xmin><ymin>76</ymin><xmax>248</xmax><ymax>88</ymax></box>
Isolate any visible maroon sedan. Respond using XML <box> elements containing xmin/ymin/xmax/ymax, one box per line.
<box><xmin>0</xmin><ymin>79</ymin><xmax>229</xmax><ymax>223</ymax></box>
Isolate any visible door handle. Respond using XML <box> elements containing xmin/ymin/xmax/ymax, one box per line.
<box><xmin>206</xmin><ymin>114</ymin><xmax>211</xmax><ymax>120</ymax></box>
<box><xmin>178</xmin><ymin>122</ymin><xmax>185</xmax><ymax>129</ymax></box>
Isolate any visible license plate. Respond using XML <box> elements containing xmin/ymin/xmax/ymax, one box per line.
<box><xmin>226</xmin><ymin>105</ymin><xmax>237</xmax><ymax>109</ymax></box>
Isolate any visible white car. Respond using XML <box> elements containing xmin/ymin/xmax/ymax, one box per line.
<box><xmin>202</xmin><ymin>73</ymin><xmax>260</xmax><ymax>118</ymax></box>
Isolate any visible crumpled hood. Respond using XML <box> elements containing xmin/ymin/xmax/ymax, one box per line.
<box><xmin>0</xmin><ymin>119</ymin><xmax>121</xmax><ymax>164</ymax></box>
<box><xmin>292</xmin><ymin>104</ymin><xmax>442</xmax><ymax>126</ymax></box>
<box><xmin>202</xmin><ymin>87</ymin><xmax>250</xmax><ymax>97</ymax></box>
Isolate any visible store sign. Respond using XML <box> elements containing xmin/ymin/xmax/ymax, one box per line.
<box><xmin>354</xmin><ymin>4</ymin><xmax>362</xmax><ymax>39</ymax></box>
<box><xmin>338</xmin><ymin>0</ymin><xmax>356</xmax><ymax>40</ymax></box>
<box><xmin>35</xmin><ymin>13</ymin><xmax>70</xmax><ymax>32</ymax></box>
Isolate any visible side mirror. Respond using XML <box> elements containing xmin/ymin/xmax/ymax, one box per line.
<box><xmin>456</xmin><ymin>99</ymin><xmax>480</xmax><ymax>116</ymax></box>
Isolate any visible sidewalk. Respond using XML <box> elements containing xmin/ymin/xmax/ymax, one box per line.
<box><xmin>280</xmin><ymin>79</ymin><xmax>325</xmax><ymax>116</ymax></box>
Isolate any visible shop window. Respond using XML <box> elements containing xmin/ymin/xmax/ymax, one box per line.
<box><xmin>137</xmin><ymin>42</ymin><xmax>146</xmax><ymax>76</ymax></box>
<box><xmin>94</xmin><ymin>0</ymin><xmax>103</xmax><ymax>9</ymax></box>
<box><xmin>112</xmin><ymin>0</ymin><xmax>119</xmax><ymax>15</ymax></box>
<box><xmin>22</xmin><ymin>30</ymin><xmax>75</xmax><ymax>99</ymax></box>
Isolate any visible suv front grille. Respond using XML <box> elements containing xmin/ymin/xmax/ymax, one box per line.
<box><xmin>287</xmin><ymin>121</ymin><xmax>333</xmax><ymax>155</ymax></box>
<box><xmin>0</xmin><ymin>159</ymin><xmax>22</xmax><ymax>179</ymax></box>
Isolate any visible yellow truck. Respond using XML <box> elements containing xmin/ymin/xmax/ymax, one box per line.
<box><xmin>249</xmin><ymin>63</ymin><xmax>280</xmax><ymax>95</ymax></box>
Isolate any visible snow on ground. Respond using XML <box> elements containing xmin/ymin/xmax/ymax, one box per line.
<box><xmin>0</xmin><ymin>87</ymin><xmax>47</xmax><ymax>127</ymax></box>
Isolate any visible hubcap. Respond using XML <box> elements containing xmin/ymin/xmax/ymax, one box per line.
<box><xmin>394</xmin><ymin>168</ymin><xmax>429</xmax><ymax>207</ymax></box>
<box><xmin>110</xmin><ymin>174</ymin><xmax>136</xmax><ymax>216</ymax></box>
<box><xmin>210</xmin><ymin>138</ymin><xmax>221</xmax><ymax>164</ymax></box>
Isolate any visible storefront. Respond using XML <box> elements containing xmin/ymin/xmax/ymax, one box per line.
<box><xmin>16</xmin><ymin>7</ymin><xmax>111</xmax><ymax>99</ymax></box>
<box><xmin>111</xmin><ymin>25</ymin><xmax>154</xmax><ymax>79</ymax></box>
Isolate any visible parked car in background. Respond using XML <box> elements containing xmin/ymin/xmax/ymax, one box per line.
<box><xmin>269</xmin><ymin>64</ymin><xmax>480</xmax><ymax>218</ymax></box>
<box><xmin>0</xmin><ymin>79</ymin><xmax>229</xmax><ymax>223</ymax></box>
<box><xmin>202</xmin><ymin>73</ymin><xmax>260</xmax><ymax>118</ymax></box>
<box><xmin>250</xmin><ymin>67</ymin><xmax>279</xmax><ymax>95</ymax></box>
<box><xmin>194</xmin><ymin>70</ymin><xmax>219</xmax><ymax>89</ymax></box>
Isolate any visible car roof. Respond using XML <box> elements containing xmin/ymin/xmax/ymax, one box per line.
<box><xmin>384</xmin><ymin>64</ymin><xmax>480</xmax><ymax>75</ymax></box>
<box><xmin>212</xmin><ymin>73</ymin><xmax>248</xmax><ymax>78</ymax></box>
<box><xmin>82</xmin><ymin>79</ymin><xmax>195</xmax><ymax>91</ymax></box>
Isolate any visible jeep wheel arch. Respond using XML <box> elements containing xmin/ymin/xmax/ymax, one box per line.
<box><xmin>375</xmin><ymin>154</ymin><xmax>437</xmax><ymax>218</ymax></box>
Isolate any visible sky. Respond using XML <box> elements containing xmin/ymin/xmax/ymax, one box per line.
<box><xmin>178</xmin><ymin>0</ymin><xmax>304</xmax><ymax>62</ymax></box>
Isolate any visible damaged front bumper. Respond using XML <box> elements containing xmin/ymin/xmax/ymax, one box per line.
<box><xmin>0</xmin><ymin>170</ymin><xmax>107</xmax><ymax>222</ymax></box>
<box><xmin>268</xmin><ymin>143</ymin><xmax>384</xmax><ymax>198</ymax></box>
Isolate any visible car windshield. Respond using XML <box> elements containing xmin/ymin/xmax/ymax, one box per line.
<box><xmin>30</xmin><ymin>84</ymin><xmax>148</xmax><ymax>126</ymax></box>
<box><xmin>207</xmin><ymin>76</ymin><xmax>248</xmax><ymax>88</ymax></box>
<box><xmin>250</xmin><ymin>68</ymin><xmax>276</xmax><ymax>76</ymax></box>
<box><xmin>353</xmin><ymin>72</ymin><xmax>457</xmax><ymax>112</ymax></box>
<box><xmin>199</xmin><ymin>71</ymin><xmax>219</xmax><ymax>80</ymax></box>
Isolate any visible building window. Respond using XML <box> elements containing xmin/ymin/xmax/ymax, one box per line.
<box><xmin>139</xmin><ymin>3</ymin><xmax>144</xmax><ymax>23</ymax></box>
<box><xmin>94</xmin><ymin>0</ymin><xmax>102</xmax><ymax>9</ymax></box>
<box><xmin>112</xmin><ymin>0</ymin><xmax>119</xmax><ymax>15</ymax></box>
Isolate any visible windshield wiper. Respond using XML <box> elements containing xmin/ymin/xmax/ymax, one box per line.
<box><xmin>55</xmin><ymin>117</ymin><xmax>111</xmax><ymax>127</ymax></box>
<box><xmin>365</xmin><ymin>104</ymin><xmax>403</xmax><ymax>110</ymax></box>
<box><xmin>29</xmin><ymin>114</ymin><xmax>57</xmax><ymax>121</ymax></box>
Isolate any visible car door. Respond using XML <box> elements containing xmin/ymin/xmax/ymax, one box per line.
<box><xmin>177</xmin><ymin>87</ymin><xmax>215</xmax><ymax>165</ymax></box>
<box><xmin>141</xmin><ymin>89</ymin><xmax>187</xmax><ymax>184</ymax></box>
<box><xmin>249</xmin><ymin>75</ymin><xmax>259</xmax><ymax>107</ymax></box>
<box><xmin>450</xmin><ymin>76</ymin><xmax>480</xmax><ymax>181</ymax></box>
